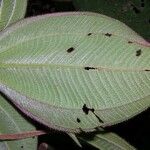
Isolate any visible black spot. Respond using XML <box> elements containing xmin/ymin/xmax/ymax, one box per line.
<box><xmin>145</xmin><ymin>69</ymin><xmax>150</xmax><ymax>71</ymax></box>
<box><xmin>94</xmin><ymin>113</ymin><xmax>104</xmax><ymax>123</ymax></box>
<box><xmin>82</xmin><ymin>104</ymin><xmax>95</xmax><ymax>114</ymax></box>
<box><xmin>87</xmin><ymin>33</ymin><xmax>92</xmax><ymax>36</ymax></box>
<box><xmin>77</xmin><ymin>118</ymin><xmax>81</xmax><ymax>123</ymax></box>
<box><xmin>136</xmin><ymin>49</ymin><xmax>142</xmax><ymax>56</ymax></box>
<box><xmin>131</xmin><ymin>4</ymin><xmax>141</xmax><ymax>14</ymax></box>
<box><xmin>67</xmin><ymin>47</ymin><xmax>74</xmax><ymax>53</ymax></box>
<box><xmin>82</xmin><ymin>104</ymin><xmax>89</xmax><ymax>114</ymax></box>
<box><xmin>84</xmin><ymin>67</ymin><xmax>96</xmax><ymax>70</ymax></box>
<box><xmin>149</xmin><ymin>19</ymin><xmax>150</xmax><ymax>24</ymax></box>
<box><xmin>128</xmin><ymin>41</ymin><xmax>133</xmax><ymax>44</ymax></box>
<box><xmin>105</xmin><ymin>33</ymin><xmax>112</xmax><ymax>37</ymax></box>
<box><xmin>82</xmin><ymin>104</ymin><xmax>104</xmax><ymax>123</ymax></box>
<box><xmin>21</xmin><ymin>146</ymin><xmax>24</xmax><ymax>149</ymax></box>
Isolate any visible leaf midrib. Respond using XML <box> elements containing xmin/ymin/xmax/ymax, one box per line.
<box><xmin>0</xmin><ymin>62</ymin><xmax>149</xmax><ymax>72</ymax></box>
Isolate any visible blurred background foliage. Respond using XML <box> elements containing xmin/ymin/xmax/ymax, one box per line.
<box><xmin>25</xmin><ymin>0</ymin><xmax>150</xmax><ymax>149</ymax></box>
<box><xmin>73</xmin><ymin>0</ymin><xmax>150</xmax><ymax>40</ymax></box>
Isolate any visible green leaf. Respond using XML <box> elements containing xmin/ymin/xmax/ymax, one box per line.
<box><xmin>0</xmin><ymin>0</ymin><xmax>27</xmax><ymax>31</ymax></box>
<box><xmin>80</xmin><ymin>132</ymin><xmax>136</xmax><ymax>150</ymax></box>
<box><xmin>0</xmin><ymin>12</ymin><xmax>150</xmax><ymax>133</ymax></box>
<box><xmin>73</xmin><ymin>0</ymin><xmax>150</xmax><ymax>40</ymax></box>
<box><xmin>0</xmin><ymin>94</ymin><xmax>37</xmax><ymax>150</ymax></box>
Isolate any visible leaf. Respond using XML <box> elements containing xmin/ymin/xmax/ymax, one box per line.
<box><xmin>68</xmin><ymin>133</ymin><xmax>82</xmax><ymax>147</ymax></box>
<box><xmin>73</xmin><ymin>0</ymin><xmax>150</xmax><ymax>40</ymax></box>
<box><xmin>80</xmin><ymin>132</ymin><xmax>136</xmax><ymax>150</ymax></box>
<box><xmin>0</xmin><ymin>0</ymin><xmax>27</xmax><ymax>31</ymax></box>
<box><xmin>0</xmin><ymin>94</ymin><xmax>37</xmax><ymax>150</ymax></box>
<box><xmin>0</xmin><ymin>12</ymin><xmax>150</xmax><ymax>133</ymax></box>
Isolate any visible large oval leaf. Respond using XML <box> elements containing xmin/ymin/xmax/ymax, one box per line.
<box><xmin>0</xmin><ymin>12</ymin><xmax>150</xmax><ymax>133</ymax></box>
<box><xmin>0</xmin><ymin>94</ymin><xmax>37</xmax><ymax>150</ymax></box>
<box><xmin>0</xmin><ymin>0</ymin><xmax>27</xmax><ymax>31</ymax></box>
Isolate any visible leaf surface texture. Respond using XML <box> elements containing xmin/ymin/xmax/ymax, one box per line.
<box><xmin>0</xmin><ymin>12</ymin><xmax>150</xmax><ymax>133</ymax></box>
<box><xmin>0</xmin><ymin>95</ymin><xmax>37</xmax><ymax>150</ymax></box>
<box><xmin>0</xmin><ymin>0</ymin><xmax>27</xmax><ymax>30</ymax></box>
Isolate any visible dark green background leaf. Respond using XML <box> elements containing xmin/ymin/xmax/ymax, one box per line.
<box><xmin>73</xmin><ymin>0</ymin><xmax>150</xmax><ymax>40</ymax></box>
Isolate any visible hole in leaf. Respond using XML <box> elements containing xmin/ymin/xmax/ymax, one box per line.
<box><xmin>105</xmin><ymin>33</ymin><xmax>112</xmax><ymax>37</ymax></box>
<box><xmin>77</xmin><ymin>118</ymin><xmax>81</xmax><ymax>123</ymax></box>
<box><xmin>145</xmin><ymin>69</ymin><xmax>150</xmax><ymax>71</ymax></box>
<box><xmin>84</xmin><ymin>67</ymin><xmax>96</xmax><ymax>70</ymax></box>
<box><xmin>82</xmin><ymin>104</ymin><xmax>104</xmax><ymax>123</ymax></box>
<box><xmin>87</xmin><ymin>33</ymin><xmax>92</xmax><ymax>36</ymax></box>
<box><xmin>128</xmin><ymin>41</ymin><xmax>133</xmax><ymax>44</ymax></box>
<box><xmin>136</xmin><ymin>49</ymin><xmax>142</xmax><ymax>56</ymax></box>
<box><xmin>67</xmin><ymin>47</ymin><xmax>74</xmax><ymax>53</ymax></box>
<box><xmin>82</xmin><ymin>104</ymin><xmax>94</xmax><ymax>114</ymax></box>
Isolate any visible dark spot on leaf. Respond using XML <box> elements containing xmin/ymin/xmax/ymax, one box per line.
<box><xmin>149</xmin><ymin>19</ymin><xmax>150</xmax><ymax>24</ymax></box>
<box><xmin>145</xmin><ymin>69</ymin><xmax>150</xmax><ymax>71</ymax></box>
<box><xmin>82</xmin><ymin>104</ymin><xmax>89</xmax><ymax>114</ymax></box>
<box><xmin>67</xmin><ymin>47</ymin><xmax>74</xmax><ymax>53</ymax></box>
<box><xmin>87</xmin><ymin>33</ymin><xmax>92</xmax><ymax>36</ymax></box>
<box><xmin>131</xmin><ymin>4</ymin><xmax>141</xmax><ymax>14</ymax></box>
<box><xmin>128</xmin><ymin>41</ymin><xmax>133</xmax><ymax>44</ymax></box>
<box><xmin>84</xmin><ymin>67</ymin><xmax>96</xmax><ymax>70</ymax></box>
<box><xmin>77</xmin><ymin>118</ymin><xmax>81</xmax><ymax>123</ymax></box>
<box><xmin>94</xmin><ymin>113</ymin><xmax>104</xmax><ymax>123</ymax></box>
<box><xmin>136</xmin><ymin>49</ymin><xmax>142</xmax><ymax>56</ymax></box>
<box><xmin>82</xmin><ymin>104</ymin><xmax>104</xmax><ymax>123</ymax></box>
<box><xmin>21</xmin><ymin>146</ymin><xmax>24</xmax><ymax>148</ymax></box>
<box><xmin>82</xmin><ymin>104</ymin><xmax>95</xmax><ymax>114</ymax></box>
<box><xmin>105</xmin><ymin>33</ymin><xmax>112</xmax><ymax>37</ymax></box>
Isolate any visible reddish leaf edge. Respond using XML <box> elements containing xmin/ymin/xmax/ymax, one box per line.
<box><xmin>0</xmin><ymin>12</ymin><xmax>149</xmax><ymax>47</ymax></box>
<box><xmin>0</xmin><ymin>130</ymin><xmax>46</xmax><ymax>140</ymax></box>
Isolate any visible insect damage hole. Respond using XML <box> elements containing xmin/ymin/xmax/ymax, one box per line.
<box><xmin>67</xmin><ymin>47</ymin><xmax>74</xmax><ymax>53</ymax></box>
<box><xmin>105</xmin><ymin>33</ymin><xmax>112</xmax><ymax>37</ymax></box>
<box><xmin>77</xmin><ymin>118</ymin><xmax>81</xmax><ymax>123</ymax></box>
<box><xmin>128</xmin><ymin>41</ymin><xmax>133</xmax><ymax>44</ymax></box>
<box><xmin>84</xmin><ymin>67</ymin><xmax>96</xmax><ymax>70</ymax></box>
<box><xmin>136</xmin><ymin>49</ymin><xmax>142</xmax><ymax>56</ymax></box>
<box><xmin>82</xmin><ymin>104</ymin><xmax>104</xmax><ymax>123</ymax></box>
<box><xmin>87</xmin><ymin>33</ymin><xmax>92</xmax><ymax>36</ymax></box>
<box><xmin>82</xmin><ymin>104</ymin><xmax>94</xmax><ymax>114</ymax></box>
<box><xmin>21</xmin><ymin>146</ymin><xmax>24</xmax><ymax>149</ymax></box>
